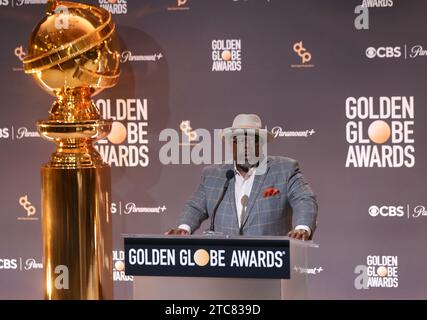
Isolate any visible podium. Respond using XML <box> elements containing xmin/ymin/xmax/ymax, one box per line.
<box><xmin>124</xmin><ymin>234</ymin><xmax>318</xmax><ymax>300</ymax></box>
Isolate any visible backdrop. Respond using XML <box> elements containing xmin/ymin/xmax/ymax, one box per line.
<box><xmin>0</xmin><ymin>0</ymin><xmax>426</xmax><ymax>299</ymax></box>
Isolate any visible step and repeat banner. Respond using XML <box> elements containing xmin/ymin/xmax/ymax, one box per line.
<box><xmin>0</xmin><ymin>0</ymin><xmax>426</xmax><ymax>299</ymax></box>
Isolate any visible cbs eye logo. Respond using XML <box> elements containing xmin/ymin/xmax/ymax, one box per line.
<box><xmin>369</xmin><ymin>205</ymin><xmax>404</xmax><ymax>217</ymax></box>
<box><xmin>366</xmin><ymin>46</ymin><xmax>401</xmax><ymax>59</ymax></box>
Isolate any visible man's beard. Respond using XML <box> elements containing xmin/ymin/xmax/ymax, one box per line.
<box><xmin>234</xmin><ymin>142</ymin><xmax>265</xmax><ymax>171</ymax></box>
<box><xmin>235</xmin><ymin>154</ymin><xmax>259</xmax><ymax>172</ymax></box>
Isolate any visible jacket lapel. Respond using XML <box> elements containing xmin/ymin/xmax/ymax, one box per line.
<box><xmin>241</xmin><ymin>159</ymin><xmax>270</xmax><ymax>229</ymax></box>
<box><xmin>228</xmin><ymin>175</ymin><xmax>239</xmax><ymax>228</ymax></box>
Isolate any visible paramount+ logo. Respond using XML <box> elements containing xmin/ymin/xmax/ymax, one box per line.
<box><xmin>128</xmin><ymin>248</ymin><xmax>286</xmax><ymax>268</ymax></box>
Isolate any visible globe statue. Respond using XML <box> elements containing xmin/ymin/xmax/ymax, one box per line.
<box><xmin>23</xmin><ymin>0</ymin><xmax>120</xmax><ymax>123</ymax></box>
<box><xmin>22</xmin><ymin>0</ymin><xmax>120</xmax><ymax>300</ymax></box>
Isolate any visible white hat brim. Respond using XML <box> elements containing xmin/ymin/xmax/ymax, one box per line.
<box><xmin>220</xmin><ymin>127</ymin><xmax>274</xmax><ymax>143</ymax></box>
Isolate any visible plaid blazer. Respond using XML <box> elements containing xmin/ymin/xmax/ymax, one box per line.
<box><xmin>178</xmin><ymin>156</ymin><xmax>318</xmax><ymax>237</ymax></box>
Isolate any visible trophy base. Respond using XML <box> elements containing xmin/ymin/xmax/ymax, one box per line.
<box><xmin>41</xmin><ymin>165</ymin><xmax>112</xmax><ymax>300</ymax></box>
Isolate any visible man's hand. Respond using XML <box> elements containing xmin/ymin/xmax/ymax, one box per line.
<box><xmin>165</xmin><ymin>228</ymin><xmax>190</xmax><ymax>235</ymax></box>
<box><xmin>287</xmin><ymin>229</ymin><xmax>309</xmax><ymax>241</ymax></box>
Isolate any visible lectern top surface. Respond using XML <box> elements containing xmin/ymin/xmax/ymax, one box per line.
<box><xmin>122</xmin><ymin>233</ymin><xmax>319</xmax><ymax>248</ymax></box>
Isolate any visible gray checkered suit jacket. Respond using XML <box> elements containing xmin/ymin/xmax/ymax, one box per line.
<box><xmin>178</xmin><ymin>156</ymin><xmax>318</xmax><ymax>237</ymax></box>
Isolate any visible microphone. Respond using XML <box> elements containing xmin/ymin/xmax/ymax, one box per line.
<box><xmin>208</xmin><ymin>169</ymin><xmax>235</xmax><ymax>233</ymax></box>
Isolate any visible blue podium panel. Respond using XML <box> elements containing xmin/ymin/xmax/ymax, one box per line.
<box><xmin>125</xmin><ymin>234</ymin><xmax>291</xmax><ymax>279</ymax></box>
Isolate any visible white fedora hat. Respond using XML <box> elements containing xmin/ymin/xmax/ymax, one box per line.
<box><xmin>220</xmin><ymin>114</ymin><xmax>274</xmax><ymax>143</ymax></box>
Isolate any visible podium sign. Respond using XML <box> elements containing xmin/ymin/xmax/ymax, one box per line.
<box><xmin>125</xmin><ymin>235</ymin><xmax>290</xmax><ymax>279</ymax></box>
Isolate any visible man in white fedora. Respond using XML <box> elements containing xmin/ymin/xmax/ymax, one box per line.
<box><xmin>167</xmin><ymin>114</ymin><xmax>318</xmax><ymax>240</ymax></box>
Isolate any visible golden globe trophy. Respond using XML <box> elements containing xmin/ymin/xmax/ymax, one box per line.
<box><xmin>23</xmin><ymin>0</ymin><xmax>120</xmax><ymax>299</ymax></box>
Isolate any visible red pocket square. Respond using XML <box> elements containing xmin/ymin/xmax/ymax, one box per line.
<box><xmin>263</xmin><ymin>187</ymin><xmax>280</xmax><ymax>198</ymax></box>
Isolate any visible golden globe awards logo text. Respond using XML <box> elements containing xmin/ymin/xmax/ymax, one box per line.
<box><xmin>211</xmin><ymin>39</ymin><xmax>242</xmax><ymax>72</ymax></box>
<box><xmin>345</xmin><ymin>96</ymin><xmax>415</xmax><ymax>168</ymax></box>
<box><xmin>355</xmin><ymin>255</ymin><xmax>398</xmax><ymax>289</ymax></box>
<box><xmin>128</xmin><ymin>248</ymin><xmax>286</xmax><ymax>268</ymax></box>
<box><xmin>95</xmin><ymin>98</ymin><xmax>149</xmax><ymax>167</ymax></box>
<box><xmin>99</xmin><ymin>0</ymin><xmax>127</xmax><ymax>15</ymax></box>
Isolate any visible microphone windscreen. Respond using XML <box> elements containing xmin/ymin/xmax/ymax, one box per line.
<box><xmin>226</xmin><ymin>169</ymin><xmax>235</xmax><ymax>180</ymax></box>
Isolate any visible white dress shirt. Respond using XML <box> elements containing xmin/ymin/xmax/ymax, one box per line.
<box><xmin>234</xmin><ymin>166</ymin><xmax>256</xmax><ymax>228</ymax></box>
<box><xmin>179</xmin><ymin>164</ymin><xmax>311</xmax><ymax>235</ymax></box>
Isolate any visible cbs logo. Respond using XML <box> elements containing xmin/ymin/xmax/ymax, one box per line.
<box><xmin>0</xmin><ymin>128</ymin><xmax>9</xmax><ymax>139</ymax></box>
<box><xmin>369</xmin><ymin>205</ymin><xmax>404</xmax><ymax>217</ymax></box>
<box><xmin>366</xmin><ymin>46</ymin><xmax>401</xmax><ymax>59</ymax></box>
<box><xmin>0</xmin><ymin>259</ymin><xmax>18</xmax><ymax>269</ymax></box>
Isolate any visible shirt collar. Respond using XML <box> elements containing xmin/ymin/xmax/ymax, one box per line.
<box><xmin>233</xmin><ymin>162</ymin><xmax>257</xmax><ymax>179</ymax></box>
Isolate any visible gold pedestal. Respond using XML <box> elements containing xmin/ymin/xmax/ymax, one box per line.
<box><xmin>42</xmin><ymin>166</ymin><xmax>112</xmax><ymax>300</ymax></box>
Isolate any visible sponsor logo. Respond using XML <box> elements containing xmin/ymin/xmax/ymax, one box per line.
<box><xmin>366</xmin><ymin>46</ymin><xmax>401</xmax><ymax>58</ymax></box>
<box><xmin>2</xmin><ymin>0</ymin><xmax>48</xmax><ymax>7</ymax></box>
<box><xmin>120</xmin><ymin>51</ymin><xmax>163</xmax><ymax>63</ymax></box>
<box><xmin>0</xmin><ymin>126</ymin><xmax>39</xmax><ymax>140</ymax></box>
<box><xmin>0</xmin><ymin>258</ymin><xmax>18</xmax><ymax>270</ymax></box>
<box><xmin>366</xmin><ymin>45</ymin><xmax>427</xmax><ymax>60</ymax></box>
<box><xmin>13</xmin><ymin>45</ymin><xmax>26</xmax><ymax>71</ymax></box>
<box><xmin>24</xmin><ymin>258</ymin><xmax>43</xmax><ymax>270</ymax></box>
<box><xmin>0</xmin><ymin>258</ymin><xmax>42</xmax><ymax>271</ymax></box>
<box><xmin>345</xmin><ymin>96</ymin><xmax>415</xmax><ymax>168</ymax></box>
<box><xmin>14</xmin><ymin>46</ymin><xmax>25</xmax><ymax>61</ymax></box>
<box><xmin>413</xmin><ymin>205</ymin><xmax>427</xmax><ymax>218</ymax></box>
<box><xmin>99</xmin><ymin>0</ymin><xmax>127</xmax><ymax>15</ymax></box>
<box><xmin>18</xmin><ymin>195</ymin><xmax>38</xmax><ymax>221</ymax></box>
<box><xmin>355</xmin><ymin>255</ymin><xmax>398</xmax><ymax>289</ymax></box>
<box><xmin>293</xmin><ymin>266</ymin><xmax>323</xmax><ymax>275</ymax></box>
<box><xmin>179</xmin><ymin>120</ymin><xmax>199</xmax><ymax>145</ymax></box>
<box><xmin>113</xmin><ymin>250</ymin><xmax>133</xmax><ymax>282</ymax></box>
<box><xmin>167</xmin><ymin>0</ymin><xmax>189</xmax><ymax>11</ymax></box>
<box><xmin>368</xmin><ymin>205</ymin><xmax>403</xmax><ymax>217</ymax></box>
<box><xmin>369</xmin><ymin>205</ymin><xmax>427</xmax><ymax>219</ymax></box>
<box><xmin>211</xmin><ymin>39</ymin><xmax>242</xmax><ymax>72</ymax></box>
<box><xmin>111</xmin><ymin>202</ymin><xmax>167</xmax><ymax>215</ymax></box>
<box><xmin>0</xmin><ymin>128</ymin><xmax>10</xmax><ymax>139</ymax></box>
<box><xmin>271</xmin><ymin>126</ymin><xmax>315</xmax><ymax>138</ymax></box>
<box><xmin>16</xmin><ymin>0</ymin><xmax>47</xmax><ymax>5</ymax></box>
<box><xmin>95</xmin><ymin>98</ymin><xmax>149</xmax><ymax>167</ymax></box>
<box><xmin>408</xmin><ymin>45</ymin><xmax>427</xmax><ymax>58</ymax></box>
<box><xmin>16</xmin><ymin>127</ymin><xmax>39</xmax><ymax>139</ymax></box>
<box><xmin>291</xmin><ymin>41</ymin><xmax>314</xmax><ymax>68</ymax></box>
